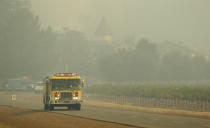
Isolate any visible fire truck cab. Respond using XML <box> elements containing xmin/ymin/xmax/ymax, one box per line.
<box><xmin>43</xmin><ymin>73</ymin><xmax>84</xmax><ymax>110</ymax></box>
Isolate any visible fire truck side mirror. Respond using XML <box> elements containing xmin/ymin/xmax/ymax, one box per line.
<box><xmin>81</xmin><ymin>79</ymin><xmax>85</xmax><ymax>87</ymax></box>
<box><xmin>46</xmin><ymin>79</ymin><xmax>49</xmax><ymax>86</ymax></box>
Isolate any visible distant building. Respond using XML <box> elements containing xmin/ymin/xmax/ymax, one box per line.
<box><xmin>95</xmin><ymin>17</ymin><xmax>112</xmax><ymax>43</ymax></box>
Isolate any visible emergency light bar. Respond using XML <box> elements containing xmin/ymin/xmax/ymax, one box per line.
<box><xmin>54</xmin><ymin>73</ymin><xmax>78</xmax><ymax>77</ymax></box>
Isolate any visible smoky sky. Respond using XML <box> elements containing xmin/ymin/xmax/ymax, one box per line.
<box><xmin>31</xmin><ymin>0</ymin><xmax>210</xmax><ymax>53</ymax></box>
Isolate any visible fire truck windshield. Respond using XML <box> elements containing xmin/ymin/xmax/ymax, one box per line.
<box><xmin>51</xmin><ymin>79</ymin><xmax>80</xmax><ymax>91</ymax></box>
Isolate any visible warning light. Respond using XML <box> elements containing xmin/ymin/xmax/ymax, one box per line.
<box><xmin>64</xmin><ymin>74</ymin><xmax>68</xmax><ymax>76</ymax></box>
<box><xmin>54</xmin><ymin>73</ymin><xmax>78</xmax><ymax>77</ymax></box>
<box><xmin>72</xmin><ymin>73</ymin><xmax>78</xmax><ymax>76</ymax></box>
<box><xmin>55</xmin><ymin>74</ymin><xmax>60</xmax><ymax>77</ymax></box>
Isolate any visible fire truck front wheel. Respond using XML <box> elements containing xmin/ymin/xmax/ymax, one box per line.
<box><xmin>67</xmin><ymin>106</ymin><xmax>71</xmax><ymax>110</ymax></box>
<box><xmin>44</xmin><ymin>104</ymin><xmax>49</xmax><ymax>110</ymax></box>
<box><xmin>75</xmin><ymin>103</ymin><xmax>81</xmax><ymax>110</ymax></box>
<box><xmin>49</xmin><ymin>105</ymin><xmax>54</xmax><ymax>111</ymax></box>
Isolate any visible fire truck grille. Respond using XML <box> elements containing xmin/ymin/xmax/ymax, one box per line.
<box><xmin>61</xmin><ymin>92</ymin><xmax>72</xmax><ymax>100</ymax></box>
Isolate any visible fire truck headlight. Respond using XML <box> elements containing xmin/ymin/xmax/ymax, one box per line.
<box><xmin>55</xmin><ymin>97</ymin><xmax>59</xmax><ymax>100</ymax></box>
<box><xmin>73</xmin><ymin>97</ymin><xmax>78</xmax><ymax>100</ymax></box>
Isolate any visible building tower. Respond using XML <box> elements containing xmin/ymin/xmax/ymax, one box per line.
<box><xmin>95</xmin><ymin>17</ymin><xmax>112</xmax><ymax>43</ymax></box>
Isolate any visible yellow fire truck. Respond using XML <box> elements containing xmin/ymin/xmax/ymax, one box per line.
<box><xmin>43</xmin><ymin>73</ymin><xmax>84</xmax><ymax>110</ymax></box>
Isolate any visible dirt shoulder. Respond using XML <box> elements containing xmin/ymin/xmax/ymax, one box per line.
<box><xmin>84</xmin><ymin>100</ymin><xmax>210</xmax><ymax>120</ymax></box>
<box><xmin>0</xmin><ymin>106</ymin><xmax>137</xmax><ymax>128</ymax></box>
<box><xmin>1</xmin><ymin>92</ymin><xmax>210</xmax><ymax>121</ymax></box>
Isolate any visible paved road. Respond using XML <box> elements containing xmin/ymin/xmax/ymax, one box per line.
<box><xmin>1</xmin><ymin>92</ymin><xmax>210</xmax><ymax>128</ymax></box>
<box><xmin>56</xmin><ymin>106</ymin><xmax>210</xmax><ymax>128</ymax></box>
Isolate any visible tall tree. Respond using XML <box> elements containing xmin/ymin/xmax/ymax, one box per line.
<box><xmin>56</xmin><ymin>28</ymin><xmax>89</xmax><ymax>75</ymax></box>
<box><xmin>0</xmin><ymin>0</ymin><xmax>56</xmax><ymax>80</ymax></box>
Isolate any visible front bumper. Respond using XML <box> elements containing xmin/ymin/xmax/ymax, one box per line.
<box><xmin>50</xmin><ymin>100</ymin><xmax>82</xmax><ymax>105</ymax></box>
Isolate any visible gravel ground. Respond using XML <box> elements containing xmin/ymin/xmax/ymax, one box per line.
<box><xmin>0</xmin><ymin>106</ymin><xmax>137</xmax><ymax>128</ymax></box>
<box><xmin>1</xmin><ymin>91</ymin><xmax>210</xmax><ymax>128</ymax></box>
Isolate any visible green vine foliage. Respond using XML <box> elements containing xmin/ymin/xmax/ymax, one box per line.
<box><xmin>85</xmin><ymin>82</ymin><xmax>210</xmax><ymax>101</ymax></box>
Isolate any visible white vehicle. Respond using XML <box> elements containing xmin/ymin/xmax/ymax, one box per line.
<box><xmin>32</xmin><ymin>81</ymin><xmax>43</xmax><ymax>94</ymax></box>
<box><xmin>34</xmin><ymin>85</ymin><xmax>43</xmax><ymax>94</ymax></box>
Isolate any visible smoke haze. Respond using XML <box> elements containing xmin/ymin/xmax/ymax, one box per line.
<box><xmin>31</xmin><ymin>0</ymin><xmax>210</xmax><ymax>53</ymax></box>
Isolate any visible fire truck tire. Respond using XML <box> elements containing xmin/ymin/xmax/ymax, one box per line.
<box><xmin>76</xmin><ymin>104</ymin><xmax>81</xmax><ymax>110</ymax></box>
<box><xmin>49</xmin><ymin>105</ymin><xmax>54</xmax><ymax>111</ymax></box>
<box><xmin>67</xmin><ymin>106</ymin><xmax>71</xmax><ymax>110</ymax></box>
<box><xmin>44</xmin><ymin>104</ymin><xmax>49</xmax><ymax>110</ymax></box>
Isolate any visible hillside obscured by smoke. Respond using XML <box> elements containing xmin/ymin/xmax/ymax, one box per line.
<box><xmin>99</xmin><ymin>39</ymin><xmax>210</xmax><ymax>82</ymax></box>
<box><xmin>31</xmin><ymin>0</ymin><xmax>210</xmax><ymax>54</ymax></box>
<box><xmin>0</xmin><ymin>0</ymin><xmax>210</xmax><ymax>84</ymax></box>
<box><xmin>0</xmin><ymin>0</ymin><xmax>56</xmax><ymax>80</ymax></box>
